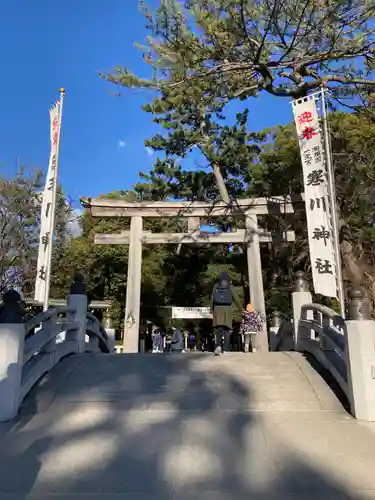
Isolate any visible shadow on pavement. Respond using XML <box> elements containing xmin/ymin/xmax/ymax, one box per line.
<box><xmin>0</xmin><ymin>352</ymin><xmax>371</xmax><ymax>499</ymax></box>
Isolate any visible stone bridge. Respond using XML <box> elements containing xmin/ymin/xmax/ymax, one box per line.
<box><xmin>1</xmin><ymin>275</ymin><xmax>375</xmax><ymax>499</ymax></box>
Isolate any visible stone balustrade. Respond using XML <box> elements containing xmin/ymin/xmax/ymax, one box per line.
<box><xmin>2</xmin><ymin>271</ymin><xmax>375</xmax><ymax>423</ymax></box>
<box><xmin>290</xmin><ymin>272</ymin><xmax>375</xmax><ymax>421</ymax></box>
<box><xmin>0</xmin><ymin>284</ymin><xmax>115</xmax><ymax>422</ymax></box>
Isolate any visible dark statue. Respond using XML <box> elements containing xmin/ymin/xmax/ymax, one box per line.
<box><xmin>69</xmin><ymin>273</ymin><xmax>86</xmax><ymax>295</ymax></box>
<box><xmin>0</xmin><ymin>289</ymin><xmax>25</xmax><ymax>324</ymax></box>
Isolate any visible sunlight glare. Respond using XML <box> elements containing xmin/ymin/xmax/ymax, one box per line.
<box><xmin>50</xmin><ymin>403</ymin><xmax>113</xmax><ymax>435</ymax></box>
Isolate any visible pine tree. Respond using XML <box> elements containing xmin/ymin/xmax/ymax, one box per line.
<box><xmin>103</xmin><ymin>0</ymin><xmax>375</xmax><ymax>103</ymax></box>
<box><xmin>103</xmin><ymin>0</ymin><xmax>375</xmax><ymax>204</ymax></box>
<box><xmin>135</xmin><ymin>104</ymin><xmax>263</xmax><ymax>205</ymax></box>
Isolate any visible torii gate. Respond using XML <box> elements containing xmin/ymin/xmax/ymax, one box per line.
<box><xmin>81</xmin><ymin>195</ymin><xmax>302</xmax><ymax>353</ymax></box>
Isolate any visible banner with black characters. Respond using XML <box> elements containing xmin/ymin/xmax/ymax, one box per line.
<box><xmin>292</xmin><ymin>95</ymin><xmax>337</xmax><ymax>298</ymax></box>
<box><xmin>34</xmin><ymin>96</ymin><xmax>63</xmax><ymax>303</ymax></box>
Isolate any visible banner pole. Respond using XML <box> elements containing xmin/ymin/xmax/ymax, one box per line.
<box><xmin>43</xmin><ymin>88</ymin><xmax>65</xmax><ymax>311</ymax></box>
<box><xmin>320</xmin><ymin>87</ymin><xmax>345</xmax><ymax>317</ymax></box>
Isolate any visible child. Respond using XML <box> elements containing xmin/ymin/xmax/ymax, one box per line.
<box><xmin>152</xmin><ymin>329</ymin><xmax>163</xmax><ymax>353</ymax></box>
<box><xmin>187</xmin><ymin>332</ymin><xmax>196</xmax><ymax>351</ymax></box>
<box><xmin>239</xmin><ymin>303</ymin><xmax>265</xmax><ymax>353</ymax></box>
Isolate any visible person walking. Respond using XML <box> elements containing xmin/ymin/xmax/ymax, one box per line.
<box><xmin>171</xmin><ymin>327</ymin><xmax>185</xmax><ymax>352</ymax></box>
<box><xmin>187</xmin><ymin>332</ymin><xmax>196</xmax><ymax>351</ymax></box>
<box><xmin>239</xmin><ymin>303</ymin><xmax>265</xmax><ymax>353</ymax></box>
<box><xmin>165</xmin><ymin>329</ymin><xmax>172</xmax><ymax>352</ymax></box>
<box><xmin>211</xmin><ymin>271</ymin><xmax>242</xmax><ymax>356</ymax></box>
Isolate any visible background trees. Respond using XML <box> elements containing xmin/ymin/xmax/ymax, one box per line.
<box><xmin>50</xmin><ymin>111</ymin><xmax>375</xmax><ymax>332</ymax></box>
<box><xmin>0</xmin><ymin>165</ymin><xmax>72</xmax><ymax>297</ymax></box>
<box><xmin>6</xmin><ymin>111</ymin><xmax>374</xmax><ymax>332</ymax></box>
<box><xmin>0</xmin><ymin>166</ymin><xmax>42</xmax><ymax>294</ymax></box>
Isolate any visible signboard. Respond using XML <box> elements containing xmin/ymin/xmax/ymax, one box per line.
<box><xmin>171</xmin><ymin>307</ymin><xmax>211</xmax><ymax>319</ymax></box>
<box><xmin>292</xmin><ymin>95</ymin><xmax>337</xmax><ymax>298</ymax></box>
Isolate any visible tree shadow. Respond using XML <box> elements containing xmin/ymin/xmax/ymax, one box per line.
<box><xmin>0</xmin><ymin>352</ymin><xmax>372</xmax><ymax>499</ymax></box>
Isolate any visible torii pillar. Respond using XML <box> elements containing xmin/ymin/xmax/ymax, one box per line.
<box><xmin>123</xmin><ymin>216</ymin><xmax>143</xmax><ymax>352</ymax></box>
<box><xmin>246</xmin><ymin>214</ymin><xmax>269</xmax><ymax>352</ymax></box>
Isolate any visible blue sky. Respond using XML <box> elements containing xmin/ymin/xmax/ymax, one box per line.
<box><xmin>0</xmin><ymin>0</ymin><xmax>292</xmax><ymax>209</ymax></box>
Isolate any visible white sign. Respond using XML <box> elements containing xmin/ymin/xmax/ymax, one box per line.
<box><xmin>292</xmin><ymin>95</ymin><xmax>337</xmax><ymax>298</ymax></box>
<box><xmin>171</xmin><ymin>307</ymin><xmax>211</xmax><ymax>319</ymax></box>
<box><xmin>34</xmin><ymin>101</ymin><xmax>61</xmax><ymax>303</ymax></box>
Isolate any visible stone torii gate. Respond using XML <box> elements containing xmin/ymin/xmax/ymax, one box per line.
<box><xmin>81</xmin><ymin>195</ymin><xmax>301</xmax><ymax>353</ymax></box>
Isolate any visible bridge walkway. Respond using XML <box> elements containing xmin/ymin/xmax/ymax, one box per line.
<box><xmin>1</xmin><ymin>352</ymin><xmax>375</xmax><ymax>499</ymax></box>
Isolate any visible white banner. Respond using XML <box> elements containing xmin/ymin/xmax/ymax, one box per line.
<box><xmin>34</xmin><ymin>101</ymin><xmax>61</xmax><ymax>302</ymax></box>
<box><xmin>292</xmin><ymin>95</ymin><xmax>337</xmax><ymax>298</ymax></box>
<box><xmin>171</xmin><ymin>307</ymin><xmax>211</xmax><ymax>319</ymax></box>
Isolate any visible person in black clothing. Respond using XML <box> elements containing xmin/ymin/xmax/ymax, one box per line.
<box><xmin>211</xmin><ymin>271</ymin><xmax>242</xmax><ymax>356</ymax></box>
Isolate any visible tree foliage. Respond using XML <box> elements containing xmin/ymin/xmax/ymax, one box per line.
<box><xmin>135</xmin><ymin>107</ymin><xmax>263</xmax><ymax>203</ymax></box>
<box><xmin>0</xmin><ymin>166</ymin><xmax>72</xmax><ymax>296</ymax></box>
<box><xmin>0</xmin><ymin>167</ymin><xmax>42</xmax><ymax>294</ymax></box>
<box><xmin>248</xmin><ymin>112</ymin><xmax>375</xmax><ymax>307</ymax></box>
<box><xmin>102</xmin><ymin>0</ymin><xmax>375</xmax><ymax>209</ymax></box>
<box><xmin>103</xmin><ymin>0</ymin><xmax>375</xmax><ymax>104</ymax></box>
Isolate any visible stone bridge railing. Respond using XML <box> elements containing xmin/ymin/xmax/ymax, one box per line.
<box><xmin>0</xmin><ymin>284</ymin><xmax>115</xmax><ymax>422</ymax></box>
<box><xmin>270</xmin><ymin>272</ymin><xmax>375</xmax><ymax>422</ymax></box>
<box><xmin>298</xmin><ymin>303</ymin><xmax>347</xmax><ymax>396</ymax></box>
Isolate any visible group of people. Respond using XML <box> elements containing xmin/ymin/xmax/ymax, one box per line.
<box><xmin>150</xmin><ymin>271</ymin><xmax>264</xmax><ymax>356</ymax></box>
<box><xmin>151</xmin><ymin>327</ymin><xmax>186</xmax><ymax>353</ymax></box>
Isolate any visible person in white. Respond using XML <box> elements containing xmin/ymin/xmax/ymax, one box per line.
<box><xmin>171</xmin><ymin>328</ymin><xmax>185</xmax><ymax>352</ymax></box>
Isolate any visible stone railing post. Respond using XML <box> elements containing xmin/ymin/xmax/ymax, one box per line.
<box><xmin>269</xmin><ymin>311</ymin><xmax>282</xmax><ymax>350</ymax></box>
<box><xmin>292</xmin><ymin>271</ymin><xmax>312</xmax><ymax>349</ymax></box>
<box><xmin>345</xmin><ymin>286</ymin><xmax>375</xmax><ymax>421</ymax></box>
<box><xmin>87</xmin><ymin>317</ymin><xmax>100</xmax><ymax>353</ymax></box>
<box><xmin>41</xmin><ymin>309</ymin><xmax>58</xmax><ymax>369</ymax></box>
<box><xmin>66</xmin><ymin>274</ymin><xmax>88</xmax><ymax>353</ymax></box>
<box><xmin>104</xmin><ymin>309</ymin><xmax>116</xmax><ymax>352</ymax></box>
<box><xmin>0</xmin><ymin>290</ymin><xmax>25</xmax><ymax>421</ymax></box>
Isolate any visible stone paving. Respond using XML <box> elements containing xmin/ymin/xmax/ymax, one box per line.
<box><xmin>1</xmin><ymin>351</ymin><xmax>375</xmax><ymax>499</ymax></box>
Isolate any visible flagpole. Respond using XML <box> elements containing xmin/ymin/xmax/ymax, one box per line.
<box><xmin>320</xmin><ymin>87</ymin><xmax>345</xmax><ymax>317</ymax></box>
<box><xmin>43</xmin><ymin>88</ymin><xmax>65</xmax><ymax>311</ymax></box>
